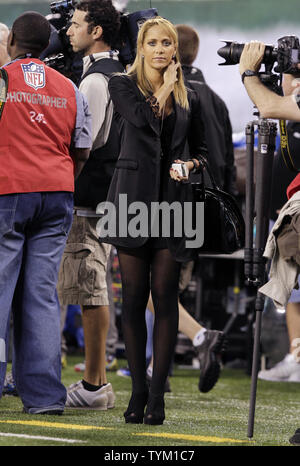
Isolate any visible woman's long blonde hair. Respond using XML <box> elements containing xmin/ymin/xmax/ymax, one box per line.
<box><xmin>127</xmin><ymin>17</ymin><xmax>189</xmax><ymax>110</ymax></box>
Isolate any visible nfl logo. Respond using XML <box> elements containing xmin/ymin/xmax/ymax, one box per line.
<box><xmin>21</xmin><ymin>62</ymin><xmax>46</xmax><ymax>91</ymax></box>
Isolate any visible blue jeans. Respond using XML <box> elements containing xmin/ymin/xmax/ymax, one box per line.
<box><xmin>0</xmin><ymin>192</ymin><xmax>73</xmax><ymax>412</ymax></box>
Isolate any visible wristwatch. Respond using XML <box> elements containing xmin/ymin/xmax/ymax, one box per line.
<box><xmin>241</xmin><ymin>69</ymin><xmax>259</xmax><ymax>84</ymax></box>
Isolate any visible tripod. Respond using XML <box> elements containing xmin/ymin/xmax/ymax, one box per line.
<box><xmin>244</xmin><ymin>116</ymin><xmax>277</xmax><ymax>439</ymax></box>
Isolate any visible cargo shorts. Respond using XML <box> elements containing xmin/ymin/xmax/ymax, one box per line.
<box><xmin>57</xmin><ymin>212</ymin><xmax>111</xmax><ymax>306</ymax></box>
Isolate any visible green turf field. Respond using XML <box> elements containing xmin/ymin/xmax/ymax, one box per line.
<box><xmin>0</xmin><ymin>356</ymin><xmax>299</xmax><ymax>447</ymax></box>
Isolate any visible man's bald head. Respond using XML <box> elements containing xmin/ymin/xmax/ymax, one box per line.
<box><xmin>9</xmin><ymin>11</ymin><xmax>51</xmax><ymax>56</ymax></box>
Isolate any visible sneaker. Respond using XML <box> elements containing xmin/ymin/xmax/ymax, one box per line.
<box><xmin>67</xmin><ymin>380</ymin><xmax>81</xmax><ymax>393</ymax></box>
<box><xmin>67</xmin><ymin>380</ymin><xmax>116</xmax><ymax>409</ymax></box>
<box><xmin>3</xmin><ymin>372</ymin><xmax>18</xmax><ymax>397</ymax></box>
<box><xmin>196</xmin><ymin>330</ymin><xmax>226</xmax><ymax>393</ymax></box>
<box><xmin>258</xmin><ymin>354</ymin><xmax>300</xmax><ymax>382</ymax></box>
<box><xmin>117</xmin><ymin>366</ymin><xmax>131</xmax><ymax>377</ymax></box>
<box><xmin>103</xmin><ymin>383</ymin><xmax>116</xmax><ymax>409</ymax></box>
<box><xmin>66</xmin><ymin>381</ymin><xmax>109</xmax><ymax>410</ymax></box>
<box><xmin>288</xmin><ymin>371</ymin><xmax>300</xmax><ymax>382</ymax></box>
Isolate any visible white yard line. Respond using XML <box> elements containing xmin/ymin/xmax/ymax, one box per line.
<box><xmin>0</xmin><ymin>432</ymin><xmax>86</xmax><ymax>444</ymax></box>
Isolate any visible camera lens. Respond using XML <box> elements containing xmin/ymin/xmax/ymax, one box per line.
<box><xmin>218</xmin><ymin>41</ymin><xmax>277</xmax><ymax>67</ymax></box>
<box><xmin>218</xmin><ymin>41</ymin><xmax>245</xmax><ymax>65</ymax></box>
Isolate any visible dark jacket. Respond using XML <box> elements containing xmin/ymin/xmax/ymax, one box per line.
<box><xmin>182</xmin><ymin>65</ymin><xmax>206</xmax><ymax>84</ymax></box>
<box><xmin>183</xmin><ymin>65</ymin><xmax>237</xmax><ymax>196</ymax></box>
<box><xmin>98</xmin><ymin>74</ymin><xmax>207</xmax><ymax>258</ymax></box>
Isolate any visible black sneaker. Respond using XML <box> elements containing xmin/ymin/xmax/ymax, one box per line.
<box><xmin>196</xmin><ymin>330</ymin><xmax>226</xmax><ymax>393</ymax></box>
<box><xmin>289</xmin><ymin>428</ymin><xmax>300</xmax><ymax>445</ymax></box>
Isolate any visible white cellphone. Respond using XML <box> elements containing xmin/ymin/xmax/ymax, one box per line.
<box><xmin>171</xmin><ymin>163</ymin><xmax>188</xmax><ymax>178</ymax></box>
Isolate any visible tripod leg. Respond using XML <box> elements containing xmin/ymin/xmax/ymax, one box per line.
<box><xmin>244</xmin><ymin>123</ymin><xmax>255</xmax><ymax>282</ymax></box>
<box><xmin>246</xmin><ymin>119</ymin><xmax>277</xmax><ymax>439</ymax></box>
<box><xmin>247</xmin><ymin>300</ymin><xmax>263</xmax><ymax>439</ymax></box>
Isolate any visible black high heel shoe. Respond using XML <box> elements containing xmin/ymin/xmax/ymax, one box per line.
<box><xmin>124</xmin><ymin>391</ymin><xmax>149</xmax><ymax>424</ymax></box>
<box><xmin>144</xmin><ymin>393</ymin><xmax>165</xmax><ymax>425</ymax></box>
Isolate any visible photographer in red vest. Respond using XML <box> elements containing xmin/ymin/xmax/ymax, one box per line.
<box><xmin>0</xmin><ymin>11</ymin><xmax>92</xmax><ymax>415</ymax></box>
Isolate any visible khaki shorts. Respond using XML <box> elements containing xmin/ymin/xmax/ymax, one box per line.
<box><xmin>57</xmin><ymin>213</ymin><xmax>111</xmax><ymax>306</ymax></box>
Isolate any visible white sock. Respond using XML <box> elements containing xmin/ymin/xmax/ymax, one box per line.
<box><xmin>193</xmin><ymin>328</ymin><xmax>207</xmax><ymax>347</ymax></box>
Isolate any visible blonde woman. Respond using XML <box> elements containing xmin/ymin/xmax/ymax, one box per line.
<box><xmin>99</xmin><ymin>17</ymin><xmax>207</xmax><ymax>425</ymax></box>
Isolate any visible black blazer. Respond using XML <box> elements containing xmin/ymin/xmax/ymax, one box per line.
<box><xmin>98</xmin><ymin>74</ymin><xmax>207</xmax><ymax>259</ymax></box>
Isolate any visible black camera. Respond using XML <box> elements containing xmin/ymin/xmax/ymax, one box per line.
<box><xmin>218</xmin><ymin>35</ymin><xmax>300</xmax><ymax>75</ymax></box>
<box><xmin>118</xmin><ymin>8</ymin><xmax>158</xmax><ymax>66</ymax></box>
<box><xmin>41</xmin><ymin>0</ymin><xmax>158</xmax><ymax>82</ymax></box>
<box><xmin>50</xmin><ymin>0</ymin><xmax>75</xmax><ymax>16</ymax></box>
<box><xmin>40</xmin><ymin>0</ymin><xmax>78</xmax><ymax>80</ymax></box>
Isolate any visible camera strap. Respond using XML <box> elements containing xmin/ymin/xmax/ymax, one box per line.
<box><xmin>279</xmin><ymin>119</ymin><xmax>300</xmax><ymax>172</ymax></box>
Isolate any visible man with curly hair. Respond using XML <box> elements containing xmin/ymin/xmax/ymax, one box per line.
<box><xmin>57</xmin><ymin>0</ymin><xmax>124</xmax><ymax>410</ymax></box>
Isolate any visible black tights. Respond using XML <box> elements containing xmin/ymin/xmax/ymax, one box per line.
<box><xmin>117</xmin><ymin>245</ymin><xmax>181</xmax><ymax>396</ymax></box>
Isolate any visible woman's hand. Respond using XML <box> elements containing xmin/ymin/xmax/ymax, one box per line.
<box><xmin>163</xmin><ymin>61</ymin><xmax>180</xmax><ymax>90</ymax></box>
<box><xmin>152</xmin><ymin>61</ymin><xmax>180</xmax><ymax>113</ymax></box>
<box><xmin>169</xmin><ymin>159</ymin><xmax>192</xmax><ymax>182</ymax></box>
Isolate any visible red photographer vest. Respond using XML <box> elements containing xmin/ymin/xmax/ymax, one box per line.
<box><xmin>0</xmin><ymin>58</ymin><xmax>77</xmax><ymax>195</ymax></box>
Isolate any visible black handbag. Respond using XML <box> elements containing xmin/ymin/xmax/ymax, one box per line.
<box><xmin>193</xmin><ymin>156</ymin><xmax>245</xmax><ymax>255</ymax></box>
